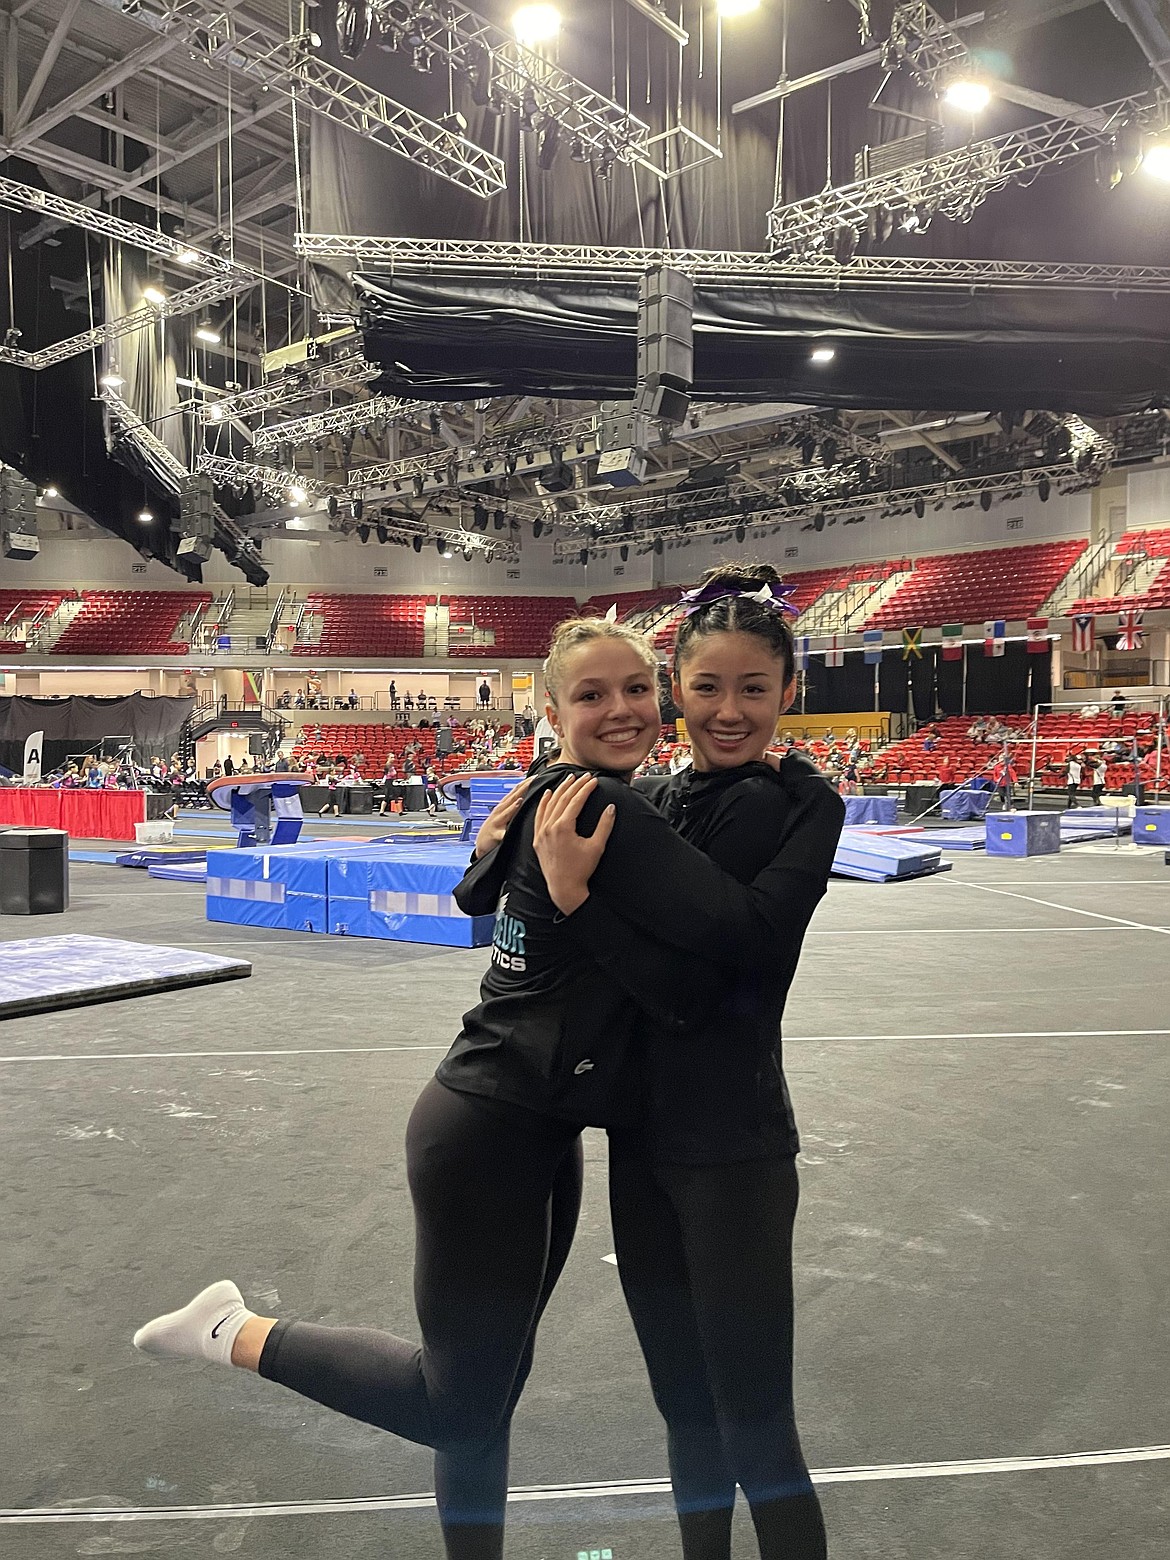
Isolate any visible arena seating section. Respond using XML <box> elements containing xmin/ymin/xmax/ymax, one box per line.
<box><xmin>0</xmin><ymin>589</ymin><xmax>71</xmax><ymax>650</ymax></box>
<box><xmin>49</xmin><ymin>590</ymin><xmax>210</xmax><ymax>655</ymax></box>
<box><xmin>581</xmin><ymin>587</ymin><xmax>679</xmax><ymax>621</ymax></box>
<box><xmin>864</xmin><ymin>541</ymin><xmax>1086</xmax><ymax>630</ymax></box>
<box><xmin>446</xmin><ymin>595</ymin><xmax>576</xmax><ymax>657</ymax></box>
<box><xmin>294</xmin><ymin>594</ymin><xmax>430</xmax><ymax>657</ymax></box>
<box><xmin>291</xmin><ymin>722</ymin><xmax>514</xmax><ymax>778</ymax></box>
<box><xmin>1071</xmin><ymin>527</ymin><xmax>1170</xmax><ymax>614</ymax></box>
<box><xmin>875</xmin><ymin>713</ymin><xmax>1165</xmax><ymax>793</ymax></box>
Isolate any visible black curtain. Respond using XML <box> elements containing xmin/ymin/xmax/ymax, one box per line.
<box><xmin>963</xmin><ymin>643</ymin><xmax>1036</xmax><ymax>714</ymax></box>
<box><xmin>804</xmin><ymin>651</ymin><xmax>877</xmax><ymax>714</ymax></box>
<box><xmin>936</xmin><ymin>652</ymin><xmax>965</xmax><ymax>717</ymax></box>
<box><xmin>0</xmin><ymin>693</ymin><xmax>193</xmax><ymax>775</ymax></box>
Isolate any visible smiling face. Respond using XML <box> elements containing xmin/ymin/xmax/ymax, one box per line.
<box><xmin>673</xmin><ymin>631</ymin><xmax>797</xmax><ymax>772</ymax></box>
<box><xmin>547</xmin><ymin>639</ymin><xmax>661</xmax><ymax>776</ymax></box>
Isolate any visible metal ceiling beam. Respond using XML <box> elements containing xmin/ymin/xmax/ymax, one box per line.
<box><xmin>1101</xmin><ymin>0</ymin><xmax>1170</xmax><ymax>91</ymax></box>
<box><xmin>883</xmin><ymin>408</ymin><xmax>962</xmax><ymax>471</ymax></box>
<box><xmin>10</xmin><ymin>0</ymin><xmax>83</xmax><ymax>136</ymax></box>
<box><xmin>619</xmin><ymin>0</ymin><xmax>689</xmax><ymax>47</ymax></box>
<box><xmin>1</xmin><ymin>33</ymin><xmax>182</xmax><ymax>153</ymax></box>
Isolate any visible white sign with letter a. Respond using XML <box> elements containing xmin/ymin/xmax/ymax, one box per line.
<box><xmin>23</xmin><ymin>729</ymin><xmax>43</xmax><ymax>782</ymax></box>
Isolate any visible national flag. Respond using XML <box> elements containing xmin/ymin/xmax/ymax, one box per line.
<box><xmin>1117</xmin><ymin>609</ymin><xmax>1144</xmax><ymax>651</ymax></box>
<box><xmin>824</xmin><ymin>635</ymin><xmax>844</xmax><ymax>669</ymax></box>
<box><xmin>863</xmin><ymin>629</ymin><xmax>883</xmax><ymax>665</ymax></box>
<box><xmin>941</xmin><ymin>623</ymin><xmax>963</xmax><ymax>662</ymax></box>
<box><xmin>1026</xmin><ymin>617</ymin><xmax>1049</xmax><ymax>654</ymax></box>
<box><xmin>901</xmin><ymin>626</ymin><xmax>923</xmax><ymax>660</ymax></box>
<box><xmin>795</xmin><ymin>634</ymin><xmax>810</xmax><ymax>672</ymax></box>
<box><xmin>983</xmin><ymin>620</ymin><xmax>1006</xmax><ymax>657</ymax></box>
<box><xmin>1071</xmin><ymin>613</ymin><xmax>1094</xmax><ymax>653</ymax></box>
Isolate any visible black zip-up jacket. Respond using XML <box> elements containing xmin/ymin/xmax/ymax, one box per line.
<box><xmin>578</xmin><ymin>759</ymin><xmax>844</xmax><ymax>1162</ymax></box>
<box><xmin>442</xmin><ymin>757</ymin><xmax>843</xmax><ymax>1138</ymax></box>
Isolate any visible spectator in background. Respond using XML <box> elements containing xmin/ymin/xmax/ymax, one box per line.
<box><xmin>1090</xmin><ymin>754</ymin><xmax>1107</xmax><ymax>805</ymax></box>
<box><xmin>423</xmin><ymin>764</ymin><xmax>442</xmax><ymax>815</ymax></box>
<box><xmin>222</xmin><ymin>754</ymin><xmax>235</xmax><ymax>777</ymax></box>
<box><xmin>388</xmin><ymin>680</ymin><xmax>398</xmax><ymax>709</ymax></box>
<box><xmin>991</xmin><ymin>749</ymin><xmax>1018</xmax><ymax>811</ymax></box>
<box><xmin>274</xmin><ymin>753</ymin><xmax>291</xmax><ymax>773</ymax></box>
<box><xmin>1065</xmin><ymin>753</ymin><xmax>1082</xmax><ymax>809</ymax></box>
<box><xmin>347</xmin><ymin>688</ymin><xmax>359</xmax><ymax>710</ymax></box>
<box><xmin>1110</xmin><ymin>689</ymin><xmax>1126</xmax><ymax>718</ymax></box>
<box><xmin>403</xmin><ymin>693</ymin><xmax>414</xmax><ymax>713</ymax></box>
<box><xmin>294</xmin><ymin>689</ymin><xmax>306</xmax><ymax>710</ymax></box>
<box><xmin>936</xmin><ymin>753</ymin><xmax>956</xmax><ymax>795</ymax></box>
<box><xmin>967</xmin><ymin>717</ymin><xmax>987</xmax><ymax>743</ymax></box>
<box><xmin>922</xmin><ymin>732</ymin><xmax>937</xmax><ymax>754</ymax></box>
<box><xmin>320</xmin><ymin>764</ymin><xmax>342</xmax><ymax>818</ymax></box>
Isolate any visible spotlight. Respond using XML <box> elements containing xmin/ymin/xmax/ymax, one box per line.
<box><xmin>518</xmin><ymin>90</ymin><xmax>539</xmax><ymax>132</ymax></box>
<box><xmin>980</xmin><ymin>491</ymin><xmax>993</xmax><ymax>511</ymax></box>
<box><xmin>43</xmin><ymin>485</ymin><xmax>59</xmax><ymax>498</ymax></box>
<box><xmin>206</xmin><ymin>404</ymin><xmax>224</xmax><ymax>421</ymax></box>
<box><xmin>327</xmin><ymin>495</ymin><xmax>339</xmax><ymax>518</ymax></box>
<box><xmin>913</xmin><ymin>496</ymin><xmax>926</xmax><ymax>519</ymax></box>
<box><xmin>352</xmin><ymin>496</ymin><xmax>364</xmax><ymax>520</ymax></box>
<box><xmin>619</xmin><ymin>544</ymin><xmax>629</xmax><ymax>562</ymax></box>
<box><xmin>376</xmin><ymin>524</ymin><xmax>389</xmax><ymax>544</ymax></box>
<box><xmin>411</xmin><ymin>44</ymin><xmax>434</xmax><ymax>70</ymax></box>
<box><xmin>734</xmin><ymin>525</ymin><xmax>746</xmax><ymax>543</ymax></box>
<box><xmin>512</xmin><ymin>4</ymin><xmax>560</xmax><ymax>48</ymax></box>
<box><xmin>142</xmin><ymin>285</ymin><xmax>166</xmax><ymax>306</ymax></box>
<box><xmin>472</xmin><ymin>503</ymin><xmax>489</xmax><ymax>531</ymax></box>
<box><xmin>463</xmin><ymin>546</ymin><xmax>474</xmax><ymax>561</ymax></box>
<box><xmin>532</xmin><ymin>518</ymin><xmax>545</xmax><ymax>539</ymax></box>
<box><xmin>944</xmin><ymin>78</ymin><xmax>991</xmax><ymax>114</ymax></box>
<box><xmin>176</xmin><ymin>248</ymin><xmax>200</xmax><ymax>265</ymax></box>
<box><xmin>867</xmin><ymin>205</ymin><xmax>894</xmax><ymax>244</ymax></box>
<box><xmin>439</xmin><ymin>111</ymin><xmax>469</xmax><ymax>136</ymax></box>
<box><xmin>578</xmin><ymin>546</ymin><xmax>588</xmax><ymax>564</ymax></box>
<box><xmin>493</xmin><ymin>509</ymin><xmax>507</xmax><ymax>530</ymax></box>
<box><xmin>569</xmin><ymin>135</ymin><xmax>589</xmax><ymax>162</ymax></box>
<box><xmin>413</xmin><ymin>535</ymin><xmax>423</xmax><ymax>552</ymax></box>
<box><xmin>137</xmin><ymin>509</ymin><xmax>153</xmax><ymax>523</ymax></box>
<box><xmin>810</xmin><ymin>346</ymin><xmax>836</xmax><ymax>366</ymax></box>
<box><xmin>99</xmin><ymin>372</ymin><xmax>125</xmax><ymax>388</ymax></box>
<box><xmin>1037</xmin><ymin>478</ymin><xmax>1051</xmax><ymax>503</ymax></box>
<box><xmin>437</xmin><ymin>537</ymin><xmax>451</xmax><ymax>557</ymax></box>
<box><xmin>799</xmin><ymin>434</ymin><xmax>818</xmax><ymax>465</ymax></box>
<box><xmin>357</xmin><ymin>523</ymin><xmax>371</xmax><ymax>543</ymax></box>
<box><xmin>288</xmin><ymin>484</ymin><xmax>308</xmax><ymax>505</ymax></box>
<box><xmin>1143</xmin><ymin>140</ymin><xmax>1170</xmax><ymax>180</ymax></box>
<box><xmin>195</xmin><ymin>324</ymin><xmax>221</xmax><ymax>345</ymax></box>
<box><xmin>470</xmin><ymin>44</ymin><xmax>495</xmax><ymax>105</ymax></box>
<box><xmin>832</xmin><ymin>223</ymin><xmax>857</xmax><ymax>265</ymax></box>
<box><xmin>1114</xmin><ymin>118</ymin><xmax>1144</xmax><ymax>178</ymax></box>
<box><xmin>820</xmin><ymin>437</ymin><xmax>838</xmax><ymax>468</ymax></box>
<box><xmin>717</xmin><ymin>0</ymin><xmax>760</xmax><ymax>15</ymax></box>
<box><xmin>813</xmin><ymin>510</ymin><xmax>825</xmax><ymax>532</ymax></box>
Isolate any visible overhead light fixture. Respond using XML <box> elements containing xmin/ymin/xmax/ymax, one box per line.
<box><xmin>357</xmin><ymin>523</ymin><xmax>371</xmax><ymax>544</ymax></box>
<box><xmin>43</xmin><ymin>485</ymin><xmax>60</xmax><ymax>498</ymax></box>
<box><xmin>195</xmin><ymin>324</ymin><xmax>221</xmax><ymax>345</ymax></box>
<box><xmin>810</xmin><ymin>346</ymin><xmax>836</xmax><ymax>365</ymax></box>
<box><xmin>176</xmin><ymin>248</ymin><xmax>200</xmax><ymax>265</ymax></box>
<box><xmin>512</xmin><ymin>3</ymin><xmax>560</xmax><ymax>48</ymax></box>
<box><xmin>717</xmin><ymin>0</ymin><xmax>760</xmax><ymax>15</ymax></box>
<box><xmin>99</xmin><ymin>372</ymin><xmax>124</xmax><ymax>388</ymax></box>
<box><xmin>437</xmin><ymin>538</ymin><xmax>452</xmax><ymax>557</ymax></box>
<box><xmin>142</xmin><ymin>285</ymin><xmax>167</xmax><ymax>306</ymax></box>
<box><xmin>137</xmin><ymin>509</ymin><xmax>154</xmax><ymax>523</ymax></box>
<box><xmin>206</xmin><ymin>403</ymin><xmax>224</xmax><ymax>421</ymax></box>
<box><xmin>439</xmin><ymin>110</ymin><xmax>469</xmax><ymax>136</ymax></box>
<box><xmin>944</xmin><ymin>78</ymin><xmax>991</xmax><ymax>114</ymax></box>
<box><xmin>288</xmin><ymin>484</ymin><xmax>308</xmax><ymax>505</ymax></box>
<box><xmin>1142</xmin><ymin>140</ymin><xmax>1170</xmax><ymax>180</ymax></box>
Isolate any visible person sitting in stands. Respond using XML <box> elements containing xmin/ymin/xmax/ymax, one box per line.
<box><xmin>403</xmin><ymin>694</ymin><xmax>415</xmax><ymax>713</ymax></box>
<box><xmin>294</xmin><ymin>689</ymin><xmax>306</xmax><ymax>710</ymax></box>
<box><xmin>922</xmin><ymin>732</ymin><xmax>937</xmax><ymax>754</ymax></box>
<box><xmin>347</xmin><ymin>688</ymin><xmax>359</xmax><ymax>710</ymax></box>
<box><xmin>1110</xmin><ymin>690</ymin><xmax>1126</xmax><ymax>718</ymax></box>
<box><xmin>967</xmin><ymin>717</ymin><xmax>987</xmax><ymax>742</ymax></box>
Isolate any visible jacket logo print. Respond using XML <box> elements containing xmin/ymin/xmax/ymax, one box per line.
<box><xmin>492</xmin><ymin>892</ymin><xmax>528</xmax><ymax>971</ymax></box>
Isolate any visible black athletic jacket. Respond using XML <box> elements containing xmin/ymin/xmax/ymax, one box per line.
<box><xmin>442</xmin><ymin>757</ymin><xmax>843</xmax><ymax>1140</ymax></box>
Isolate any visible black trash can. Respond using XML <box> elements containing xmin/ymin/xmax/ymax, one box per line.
<box><xmin>0</xmin><ymin>828</ymin><xmax>70</xmax><ymax>914</ymax></box>
<box><xmin>903</xmin><ymin>783</ymin><xmax>939</xmax><ymax>819</ymax></box>
<box><xmin>346</xmin><ymin>787</ymin><xmax>373</xmax><ymax>815</ymax></box>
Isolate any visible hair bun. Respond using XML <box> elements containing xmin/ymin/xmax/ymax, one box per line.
<box><xmin>695</xmin><ymin>560</ymin><xmax>782</xmax><ymax>592</ymax></box>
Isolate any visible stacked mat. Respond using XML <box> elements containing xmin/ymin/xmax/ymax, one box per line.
<box><xmin>832</xmin><ymin>828</ymin><xmax>950</xmax><ymax>882</ymax></box>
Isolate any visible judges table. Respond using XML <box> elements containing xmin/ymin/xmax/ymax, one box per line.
<box><xmin>0</xmin><ymin>788</ymin><xmax>148</xmax><ymax>840</ymax></box>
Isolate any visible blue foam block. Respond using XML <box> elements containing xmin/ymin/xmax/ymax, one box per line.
<box><xmin>1133</xmin><ymin>806</ymin><xmax>1170</xmax><ymax>845</ymax></box>
<box><xmin>833</xmin><ymin>828</ymin><xmax>945</xmax><ymax>881</ymax></box>
<box><xmin>328</xmin><ymin>894</ymin><xmax>494</xmax><ymax>946</ymax></box>
<box><xmin>986</xmin><ymin>811</ymin><xmax>1061</xmax><ymax>857</ymax></box>
<box><xmin>206</xmin><ymin>888</ymin><xmax>326</xmax><ymax>932</ymax></box>
<box><xmin>327</xmin><ymin>844</ymin><xmax>491</xmax><ymax>946</ymax></box>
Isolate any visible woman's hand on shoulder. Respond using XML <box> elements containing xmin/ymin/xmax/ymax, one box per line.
<box><xmin>532</xmin><ymin>773</ymin><xmax>616</xmax><ymax>915</ymax></box>
<box><xmin>473</xmin><ymin>778</ymin><xmax>529</xmax><ymax>859</ymax></box>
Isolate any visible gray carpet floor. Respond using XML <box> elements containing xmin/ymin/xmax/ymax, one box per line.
<box><xmin>1</xmin><ymin>835</ymin><xmax>1168</xmax><ymax>1558</ymax></box>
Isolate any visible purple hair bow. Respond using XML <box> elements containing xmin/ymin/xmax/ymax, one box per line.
<box><xmin>678</xmin><ymin>579</ymin><xmax>799</xmax><ymax>619</ymax></box>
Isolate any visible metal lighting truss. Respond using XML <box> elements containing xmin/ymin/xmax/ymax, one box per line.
<box><xmin>0</xmin><ymin>275</ymin><xmax>257</xmax><ymax>370</ymax></box>
<box><xmin>297</xmin><ymin>232</ymin><xmax>1170</xmax><ymax>290</ymax></box>
<box><xmin>341</xmin><ymin>512</ymin><xmax>518</xmax><ymax>560</ymax></box>
<box><xmin>96</xmin><ymin>0</ymin><xmax>506</xmax><ymax>199</ymax></box>
<box><xmin>249</xmin><ymin>395</ymin><xmax>437</xmax><ymax>451</ymax></box>
<box><xmin>768</xmin><ymin>89</ymin><xmax>1170</xmax><ymax>254</ymax></box>
<box><xmin>349</xmin><ymin>0</ymin><xmax>650</xmax><ymax>171</ymax></box>
<box><xmin>198</xmin><ymin>350</ymin><xmax>380</xmax><ymax>424</ymax></box>
<box><xmin>882</xmin><ymin>2</ymin><xmax>971</xmax><ymax>93</ymax></box>
<box><xmin>347</xmin><ymin>411</ymin><xmax>602</xmax><ymax>495</ymax></box>
<box><xmin>550</xmin><ymin>461</ymin><xmax>1096</xmax><ymax>558</ymax></box>
<box><xmin>196</xmin><ymin>453</ymin><xmax>343</xmax><ymax>501</ymax></box>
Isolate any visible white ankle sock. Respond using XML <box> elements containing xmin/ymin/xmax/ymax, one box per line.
<box><xmin>133</xmin><ymin>1280</ymin><xmax>255</xmax><ymax>1366</ymax></box>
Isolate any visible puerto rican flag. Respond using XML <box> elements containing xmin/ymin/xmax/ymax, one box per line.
<box><xmin>1026</xmin><ymin>617</ymin><xmax>1049</xmax><ymax>654</ymax></box>
<box><xmin>1117</xmin><ymin>609</ymin><xmax>1144</xmax><ymax>651</ymax></box>
<box><xmin>983</xmin><ymin>620</ymin><xmax>1006</xmax><ymax>657</ymax></box>
<box><xmin>1071</xmin><ymin>613</ymin><xmax>1094</xmax><ymax>653</ymax></box>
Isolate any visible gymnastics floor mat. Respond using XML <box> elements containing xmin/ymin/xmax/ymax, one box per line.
<box><xmin>0</xmin><ymin>934</ymin><xmax>250</xmax><ymax>1019</ymax></box>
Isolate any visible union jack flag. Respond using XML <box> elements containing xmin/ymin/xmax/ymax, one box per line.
<box><xmin>1117</xmin><ymin>609</ymin><xmax>1144</xmax><ymax>651</ymax></box>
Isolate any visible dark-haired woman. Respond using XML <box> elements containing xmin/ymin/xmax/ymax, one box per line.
<box><xmin>132</xmin><ymin>612</ymin><xmax>837</xmax><ymax>1560</ymax></box>
<box><xmin>532</xmin><ymin>563</ymin><xmax>842</xmax><ymax>1560</ymax></box>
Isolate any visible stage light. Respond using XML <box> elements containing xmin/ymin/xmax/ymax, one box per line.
<box><xmin>513</xmin><ymin>4</ymin><xmax>560</xmax><ymax>48</ymax></box>
<box><xmin>810</xmin><ymin>346</ymin><xmax>836</xmax><ymax>365</ymax></box>
<box><xmin>137</xmin><ymin>509</ymin><xmax>153</xmax><ymax>523</ymax></box>
<box><xmin>980</xmin><ymin>490</ymin><xmax>993</xmax><ymax>511</ymax></box>
<box><xmin>913</xmin><ymin>496</ymin><xmax>926</xmax><ymax>519</ymax></box>
<box><xmin>357</xmin><ymin>523</ymin><xmax>371</xmax><ymax>543</ymax></box>
<box><xmin>537</xmin><ymin>118</ymin><xmax>562</xmax><ymax>169</ymax></box>
<box><xmin>142</xmin><ymin>285</ymin><xmax>166</xmax><ymax>306</ymax></box>
<box><xmin>439</xmin><ymin>110</ymin><xmax>469</xmax><ymax>136</ymax></box>
<box><xmin>376</xmin><ymin>524</ymin><xmax>389</xmax><ymax>544</ymax></box>
<box><xmin>206</xmin><ymin>404</ymin><xmax>224</xmax><ymax>421</ymax></box>
<box><xmin>718</xmin><ymin>0</ymin><xmax>760</xmax><ymax>16</ymax></box>
<box><xmin>43</xmin><ymin>485</ymin><xmax>59</xmax><ymax>498</ymax></box>
<box><xmin>176</xmin><ymin>248</ymin><xmax>200</xmax><ymax>265</ymax></box>
<box><xmin>463</xmin><ymin>546</ymin><xmax>474</xmax><ymax>561</ymax></box>
<box><xmin>734</xmin><ymin>525</ymin><xmax>746</xmax><ymax>543</ymax></box>
<box><xmin>288</xmin><ymin>484</ymin><xmax>308</xmax><ymax>505</ymax></box>
<box><xmin>195</xmin><ymin>324</ymin><xmax>221</xmax><ymax>344</ymax></box>
<box><xmin>944</xmin><ymin>78</ymin><xmax>991</xmax><ymax>114</ymax></box>
<box><xmin>532</xmin><ymin>518</ymin><xmax>545</xmax><ymax>539</ymax></box>
<box><xmin>569</xmin><ymin>135</ymin><xmax>589</xmax><ymax>162</ymax></box>
<box><xmin>437</xmin><ymin>538</ymin><xmax>452</xmax><ymax>557</ymax></box>
<box><xmin>1143</xmin><ymin>140</ymin><xmax>1170</xmax><ymax>180</ymax></box>
<box><xmin>1038</xmin><ymin>478</ymin><xmax>1051</xmax><ymax>503</ymax></box>
<box><xmin>413</xmin><ymin>535</ymin><xmax>424</xmax><ymax>552</ymax></box>
<box><xmin>99</xmin><ymin>372</ymin><xmax>124</xmax><ymax>388</ymax></box>
<box><xmin>832</xmin><ymin>222</ymin><xmax>857</xmax><ymax>265</ymax></box>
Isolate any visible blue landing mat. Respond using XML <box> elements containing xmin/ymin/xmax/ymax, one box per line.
<box><xmin>0</xmin><ymin>935</ymin><xmax>251</xmax><ymax>1019</ymax></box>
<box><xmin>832</xmin><ymin>829</ymin><xmax>951</xmax><ymax>882</ymax></box>
<box><xmin>147</xmin><ymin>862</ymin><xmax>210</xmax><ymax>882</ymax></box>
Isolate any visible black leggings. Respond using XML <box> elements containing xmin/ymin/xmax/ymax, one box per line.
<box><xmin>608</xmin><ymin>1145</ymin><xmax>826</xmax><ymax>1560</ymax></box>
<box><xmin>258</xmin><ymin>1078</ymin><xmax>583</xmax><ymax>1560</ymax></box>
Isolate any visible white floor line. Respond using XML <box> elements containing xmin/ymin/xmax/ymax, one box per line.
<box><xmin>2</xmin><ymin>1029</ymin><xmax>1168</xmax><ymax>1066</ymax></box>
<box><xmin>975</xmin><ymin>880</ymin><xmax>1169</xmax><ymax>886</ymax></box>
<box><xmin>3</xmin><ymin>1443</ymin><xmax>1168</xmax><ymax>1524</ymax></box>
<box><xmin>806</xmin><ymin>927</ymin><xmax>1148</xmax><ymax>936</ymax></box>
<box><xmin>948</xmin><ymin>880</ymin><xmax>1170</xmax><ymax>937</ymax></box>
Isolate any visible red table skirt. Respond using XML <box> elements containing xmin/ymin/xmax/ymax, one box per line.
<box><xmin>0</xmin><ymin>789</ymin><xmax>147</xmax><ymax>840</ymax></box>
